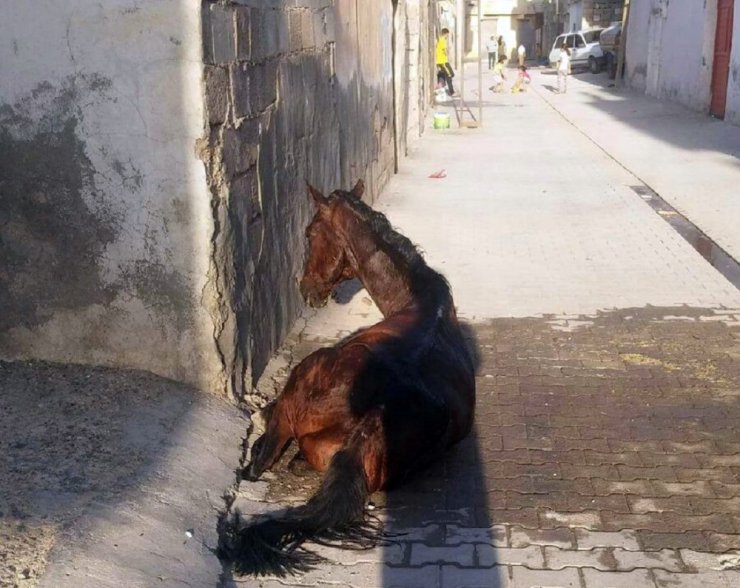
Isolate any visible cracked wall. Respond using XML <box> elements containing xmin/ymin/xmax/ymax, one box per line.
<box><xmin>200</xmin><ymin>0</ymin><xmax>430</xmax><ymax>400</ymax></box>
<box><xmin>0</xmin><ymin>1</ymin><xmax>225</xmax><ymax>393</ymax></box>
<box><xmin>0</xmin><ymin>0</ymin><xmax>431</xmax><ymax>398</ymax></box>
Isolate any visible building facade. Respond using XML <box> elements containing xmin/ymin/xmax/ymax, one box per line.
<box><xmin>625</xmin><ymin>0</ymin><xmax>739</xmax><ymax>125</ymax></box>
<box><xmin>565</xmin><ymin>0</ymin><xmax>624</xmax><ymax>32</ymax></box>
<box><xmin>479</xmin><ymin>0</ymin><xmax>559</xmax><ymax>61</ymax></box>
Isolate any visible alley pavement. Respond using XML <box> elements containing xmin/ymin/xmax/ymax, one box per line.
<box><xmin>224</xmin><ymin>66</ymin><xmax>740</xmax><ymax>588</ymax></box>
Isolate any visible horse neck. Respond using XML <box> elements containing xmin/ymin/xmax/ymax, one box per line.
<box><xmin>340</xmin><ymin>217</ymin><xmax>415</xmax><ymax>317</ymax></box>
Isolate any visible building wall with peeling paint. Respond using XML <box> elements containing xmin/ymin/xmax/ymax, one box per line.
<box><xmin>0</xmin><ymin>1</ymin><xmax>225</xmax><ymax>392</ymax></box>
<box><xmin>1</xmin><ymin>0</ymin><xmax>432</xmax><ymax>399</ymax></box>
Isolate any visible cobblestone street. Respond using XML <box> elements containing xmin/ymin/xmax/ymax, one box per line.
<box><xmin>224</xmin><ymin>70</ymin><xmax>740</xmax><ymax>588</ymax></box>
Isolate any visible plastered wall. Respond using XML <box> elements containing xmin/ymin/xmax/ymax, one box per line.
<box><xmin>0</xmin><ymin>1</ymin><xmax>225</xmax><ymax>392</ymax></box>
<box><xmin>626</xmin><ymin>0</ymin><xmax>719</xmax><ymax>115</ymax></box>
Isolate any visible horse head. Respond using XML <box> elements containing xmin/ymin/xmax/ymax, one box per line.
<box><xmin>299</xmin><ymin>180</ymin><xmax>364</xmax><ymax>308</ymax></box>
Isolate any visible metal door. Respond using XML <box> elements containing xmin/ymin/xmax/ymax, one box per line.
<box><xmin>710</xmin><ymin>0</ymin><xmax>734</xmax><ymax>118</ymax></box>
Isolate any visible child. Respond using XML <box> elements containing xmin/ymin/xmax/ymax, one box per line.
<box><xmin>557</xmin><ymin>42</ymin><xmax>571</xmax><ymax>94</ymax></box>
<box><xmin>511</xmin><ymin>65</ymin><xmax>531</xmax><ymax>93</ymax></box>
<box><xmin>489</xmin><ymin>56</ymin><xmax>507</xmax><ymax>93</ymax></box>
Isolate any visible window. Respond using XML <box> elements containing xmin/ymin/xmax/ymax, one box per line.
<box><xmin>574</xmin><ymin>34</ymin><xmax>585</xmax><ymax>48</ymax></box>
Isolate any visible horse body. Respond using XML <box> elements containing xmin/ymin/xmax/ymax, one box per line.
<box><xmin>219</xmin><ymin>181</ymin><xmax>475</xmax><ymax>576</ymax></box>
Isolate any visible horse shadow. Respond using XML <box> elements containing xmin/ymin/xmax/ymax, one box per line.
<box><xmin>380</xmin><ymin>322</ymin><xmax>508</xmax><ymax>586</ymax></box>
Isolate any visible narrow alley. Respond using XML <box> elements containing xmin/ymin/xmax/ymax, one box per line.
<box><xmin>2</xmin><ymin>3</ymin><xmax>740</xmax><ymax>586</ymax></box>
<box><xmin>223</xmin><ymin>67</ymin><xmax>740</xmax><ymax>588</ymax></box>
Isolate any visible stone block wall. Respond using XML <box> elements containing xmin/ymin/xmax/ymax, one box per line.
<box><xmin>200</xmin><ymin>0</ymin><xmax>412</xmax><ymax>399</ymax></box>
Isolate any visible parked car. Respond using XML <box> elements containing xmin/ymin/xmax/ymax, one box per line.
<box><xmin>549</xmin><ymin>29</ymin><xmax>604</xmax><ymax>74</ymax></box>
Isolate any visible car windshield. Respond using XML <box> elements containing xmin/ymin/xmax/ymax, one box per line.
<box><xmin>583</xmin><ymin>30</ymin><xmax>603</xmax><ymax>44</ymax></box>
<box><xmin>553</xmin><ymin>35</ymin><xmax>566</xmax><ymax>49</ymax></box>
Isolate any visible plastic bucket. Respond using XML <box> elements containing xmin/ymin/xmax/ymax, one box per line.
<box><xmin>433</xmin><ymin>112</ymin><xmax>450</xmax><ymax>129</ymax></box>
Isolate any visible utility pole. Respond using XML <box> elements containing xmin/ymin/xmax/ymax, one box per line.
<box><xmin>615</xmin><ymin>0</ymin><xmax>631</xmax><ymax>87</ymax></box>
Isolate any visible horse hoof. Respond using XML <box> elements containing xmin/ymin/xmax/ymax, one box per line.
<box><xmin>242</xmin><ymin>464</ymin><xmax>261</xmax><ymax>482</ymax></box>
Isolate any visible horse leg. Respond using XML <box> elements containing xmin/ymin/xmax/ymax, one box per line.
<box><xmin>297</xmin><ymin>424</ymin><xmax>348</xmax><ymax>473</ymax></box>
<box><xmin>243</xmin><ymin>400</ymin><xmax>293</xmax><ymax>481</ymax></box>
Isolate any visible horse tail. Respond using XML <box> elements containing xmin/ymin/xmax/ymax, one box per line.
<box><xmin>218</xmin><ymin>416</ymin><xmax>383</xmax><ymax>577</ymax></box>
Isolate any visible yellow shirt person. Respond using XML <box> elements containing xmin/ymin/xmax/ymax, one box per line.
<box><xmin>436</xmin><ymin>33</ymin><xmax>448</xmax><ymax>65</ymax></box>
<box><xmin>435</xmin><ymin>28</ymin><xmax>455</xmax><ymax>96</ymax></box>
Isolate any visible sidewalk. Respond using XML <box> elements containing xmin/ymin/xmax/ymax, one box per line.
<box><xmin>530</xmin><ymin>68</ymin><xmax>740</xmax><ymax>266</ymax></box>
<box><xmin>224</xmin><ymin>65</ymin><xmax>740</xmax><ymax>588</ymax></box>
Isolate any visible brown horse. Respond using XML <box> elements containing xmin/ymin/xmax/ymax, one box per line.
<box><xmin>218</xmin><ymin>181</ymin><xmax>476</xmax><ymax>576</ymax></box>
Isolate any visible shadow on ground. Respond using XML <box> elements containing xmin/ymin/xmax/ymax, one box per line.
<box><xmin>538</xmin><ymin>68</ymin><xmax>740</xmax><ymax>166</ymax></box>
<box><xmin>0</xmin><ymin>360</ymin><xmax>246</xmax><ymax>587</ymax></box>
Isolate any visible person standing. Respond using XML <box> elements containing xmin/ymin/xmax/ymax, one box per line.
<box><xmin>517</xmin><ymin>43</ymin><xmax>526</xmax><ymax>67</ymax></box>
<box><xmin>557</xmin><ymin>42</ymin><xmax>571</xmax><ymax>93</ymax></box>
<box><xmin>497</xmin><ymin>36</ymin><xmax>507</xmax><ymax>64</ymax></box>
<box><xmin>485</xmin><ymin>35</ymin><xmax>497</xmax><ymax>69</ymax></box>
<box><xmin>436</xmin><ymin>28</ymin><xmax>455</xmax><ymax>96</ymax></box>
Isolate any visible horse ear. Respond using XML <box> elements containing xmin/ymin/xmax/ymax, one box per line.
<box><xmin>351</xmin><ymin>179</ymin><xmax>365</xmax><ymax>199</ymax></box>
<box><xmin>306</xmin><ymin>183</ymin><xmax>328</xmax><ymax>209</ymax></box>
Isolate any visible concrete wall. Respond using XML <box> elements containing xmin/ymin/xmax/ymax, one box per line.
<box><xmin>725</xmin><ymin>3</ymin><xmax>740</xmax><ymax>125</ymax></box>
<box><xmin>0</xmin><ymin>1</ymin><xmax>225</xmax><ymax>392</ymax></box>
<box><xmin>626</xmin><ymin>0</ymin><xmax>718</xmax><ymax>114</ymax></box>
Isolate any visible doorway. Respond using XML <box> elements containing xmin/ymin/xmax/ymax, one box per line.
<box><xmin>710</xmin><ymin>0</ymin><xmax>734</xmax><ymax>118</ymax></box>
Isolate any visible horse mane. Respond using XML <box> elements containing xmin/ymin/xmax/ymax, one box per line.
<box><xmin>329</xmin><ymin>190</ymin><xmax>453</xmax><ymax>312</ymax></box>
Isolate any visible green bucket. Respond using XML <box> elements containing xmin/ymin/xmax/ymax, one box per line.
<box><xmin>433</xmin><ymin>112</ymin><xmax>450</xmax><ymax>129</ymax></box>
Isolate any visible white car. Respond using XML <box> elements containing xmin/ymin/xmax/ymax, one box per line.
<box><xmin>549</xmin><ymin>30</ymin><xmax>605</xmax><ymax>73</ymax></box>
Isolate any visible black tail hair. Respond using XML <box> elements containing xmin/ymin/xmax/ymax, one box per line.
<box><xmin>217</xmin><ymin>446</ymin><xmax>380</xmax><ymax>577</ymax></box>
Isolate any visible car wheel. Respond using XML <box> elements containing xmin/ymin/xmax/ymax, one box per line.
<box><xmin>588</xmin><ymin>56</ymin><xmax>601</xmax><ymax>74</ymax></box>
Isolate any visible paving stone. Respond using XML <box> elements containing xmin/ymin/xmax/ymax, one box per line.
<box><xmin>544</xmin><ymin>546</ymin><xmax>618</xmax><ymax>571</ymax></box>
<box><xmin>294</xmin><ymin>562</ymin><xmax>439</xmax><ymax>588</ymax></box>
<box><xmin>680</xmin><ymin>549</ymin><xmax>740</xmax><ymax>572</ymax></box>
<box><xmin>539</xmin><ymin>510</ymin><xmax>601</xmax><ymax>529</ymax></box>
<box><xmin>441</xmin><ymin>565</ymin><xmax>510</xmax><ymax>588</ymax></box>
<box><xmin>637</xmin><ymin>531</ymin><xmax>712</xmax><ymax>552</ymax></box>
<box><xmin>652</xmin><ymin>569</ymin><xmax>737</xmax><ymax>588</ymax></box>
<box><xmin>446</xmin><ymin>525</ymin><xmax>508</xmax><ymax>547</ymax></box>
<box><xmin>309</xmin><ymin>542</ymin><xmax>405</xmax><ymax>566</ymax></box>
<box><xmin>509</xmin><ymin>566</ymin><xmax>580</xmax><ymax>587</ymax></box>
<box><xmin>383</xmin><ymin>565</ymin><xmax>442</xmax><ymax>588</ymax></box>
<box><xmin>613</xmin><ymin>548</ymin><xmax>684</xmax><ymax>572</ymax></box>
<box><xmin>410</xmin><ymin>544</ymin><xmax>475</xmax><ymax>567</ymax></box>
<box><xmin>509</xmin><ymin>526</ymin><xmax>575</xmax><ymax>549</ymax></box>
<box><xmin>477</xmin><ymin>545</ymin><xmax>545</xmax><ymax>568</ymax></box>
<box><xmin>574</xmin><ymin>529</ymin><xmax>641</xmax><ymax>551</ymax></box>
<box><xmin>394</xmin><ymin>524</ymin><xmax>446</xmax><ymax>545</ymax></box>
<box><xmin>581</xmin><ymin>568</ymin><xmax>655</xmax><ymax>588</ymax></box>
